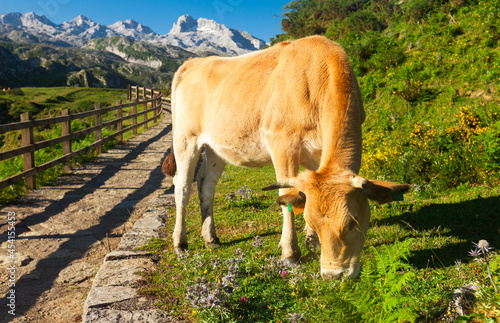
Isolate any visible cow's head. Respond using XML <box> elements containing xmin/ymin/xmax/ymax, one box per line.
<box><xmin>263</xmin><ymin>172</ymin><xmax>410</xmax><ymax>280</ymax></box>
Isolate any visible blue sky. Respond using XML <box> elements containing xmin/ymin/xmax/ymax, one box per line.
<box><xmin>0</xmin><ymin>0</ymin><xmax>290</xmax><ymax>41</ymax></box>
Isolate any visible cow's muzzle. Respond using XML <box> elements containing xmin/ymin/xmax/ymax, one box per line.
<box><xmin>321</xmin><ymin>262</ymin><xmax>360</xmax><ymax>280</ymax></box>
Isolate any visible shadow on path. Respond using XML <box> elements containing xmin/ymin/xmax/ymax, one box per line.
<box><xmin>0</xmin><ymin>123</ymin><xmax>172</xmax><ymax>319</ymax></box>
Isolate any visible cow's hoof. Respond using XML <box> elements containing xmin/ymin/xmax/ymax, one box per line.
<box><xmin>173</xmin><ymin>244</ymin><xmax>188</xmax><ymax>255</ymax></box>
<box><xmin>305</xmin><ymin>234</ymin><xmax>320</xmax><ymax>252</ymax></box>
<box><xmin>283</xmin><ymin>257</ymin><xmax>299</xmax><ymax>266</ymax></box>
<box><xmin>206</xmin><ymin>237</ymin><xmax>221</xmax><ymax>249</ymax></box>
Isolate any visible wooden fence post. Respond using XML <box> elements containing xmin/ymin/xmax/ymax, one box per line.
<box><xmin>62</xmin><ymin>109</ymin><xmax>72</xmax><ymax>172</ymax></box>
<box><xmin>135</xmin><ymin>86</ymin><xmax>139</xmax><ymax>100</ymax></box>
<box><xmin>143</xmin><ymin>100</ymin><xmax>148</xmax><ymax>131</ymax></box>
<box><xmin>21</xmin><ymin>112</ymin><xmax>36</xmax><ymax>190</ymax></box>
<box><xmin>95</xmin><ymin>103</ymin><xmax>102</xmax><ymax>154</ymax></box>
<box><xmin>143</xmin><ymin>86</ymin><xmax>147</xmax><ymax>99</ymax></box>
<box><xmin>153</xmin><ymin>93</ymin><xmax>158</xmax><ymax>124</ymax></box>
<box><xmin>116</xmin><ymin>100</ymin><xmax>123</xmax><ymax>143</ymax></box>
<box><xmin>132</xmin><ymin>99</ymin><xmax>138</xmax><ymax>135</ymax></box>
<box><xmin>127</xmin><ymin>84</ymin><xmax>131</xmax><ymax>101</ymax></box>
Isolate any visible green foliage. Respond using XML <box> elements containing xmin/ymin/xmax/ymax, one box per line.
<box><xmin>345</xmin><ymin>239</ymin><xmax>418</xmax><ymax>323</ymax></box>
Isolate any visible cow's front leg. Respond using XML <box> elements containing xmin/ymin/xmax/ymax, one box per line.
<box><xmin>278</xmin><ymin>191</ymin><xmax>301</xmax><ymax>264</ymax></box>
<box><xmin>196</xmin><ymin>147</ymin><xmax>226</xmax><ymax>248</ymax></box>
<box><xmin>271</xmin><ymin>140</ymin><xmax>302</xmax><ymax>264</ymax></box>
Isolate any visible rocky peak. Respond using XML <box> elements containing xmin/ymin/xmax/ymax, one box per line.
<box><xmin>169</xmin><ymin>15</ymin><xmax>197</xmax><ymax>34</ymax></box>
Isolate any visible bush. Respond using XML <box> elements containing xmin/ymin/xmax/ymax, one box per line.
<box><xmin>361</xmin><ymin>108</ymin><xmax>500</xmax><ymax>191</ymax></box>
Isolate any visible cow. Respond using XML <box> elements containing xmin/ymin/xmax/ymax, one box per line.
<box><xmin>162</xmin><ymin>35</ymin><xmax>410</xmax><ymax>280</ymax></box>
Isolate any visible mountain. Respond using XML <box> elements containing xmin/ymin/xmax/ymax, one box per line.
<box><xmin>0</xmin><ymin>12</ymin><xmax>267</xmax><ymax>88</ymax></box>
<box><xmin>0</xmin><ymin>37</ymin><xmax>197</xmax><ymax>89</ymax></box>
<box><xmin>0</xmin><ymin>12</ymin><xmax>266</xmax><ymax>55</ymax></box>
<box><xmin>165</xmin><ymin>15</ymin><xmax>266</xmax><ymax>56</ymax></box>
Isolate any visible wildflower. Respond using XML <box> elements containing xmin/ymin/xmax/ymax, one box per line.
<box><xmin>281</xmin><ymin>270</ymin><xmax>287</xmax><ymax>278</ymax></box>
<box><xmin>252</xmin><ymin>235</ymin><xmax>263</xmax><ymax>248</ymax></box>
<box><xmin>477</xmin><ymin>240</ymin><xmax>492</xmax><ymax>253</ymax></box>
<box><xmin>286</xmin><ymin>312</ymin><xmax>306</xmax><ymax>322</ymax></box>
<box><xmin>240</xmin><ymin>296</ymin><xmax>248</xmax><ymax>303</ymax></box>
<box><xmin>468</xmin><ymin>248</ymin><xmax>481</xmax><ymax>259</ymax></box>
<box><xmin>469</xmin><ymin>240</ymin><xmax>497</xmax><ymax>292</ymax></box>
<box><xmin>236</xmin><ymin>185</ymin><xmax>252</xmax><ymax>199</ymax></box>
<box><xmin>225</xmin><ymin>192</ymin><xmax>236</xmax><ymax>201</ymax></box>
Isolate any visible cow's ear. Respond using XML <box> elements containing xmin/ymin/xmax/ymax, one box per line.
<box><xmin>364</xmin><ymin>180</ymin><xmax>410</xmax><ymax>204</ymax></box>
<box><xmin>351</xmin><ymin>176</ymin><xmax>410</xmax><ymax>204</ymax></box>
<box><xmin>276</xmin><ymin>190</ymin><xmax>306</xmax><ymax>213</ymax></box>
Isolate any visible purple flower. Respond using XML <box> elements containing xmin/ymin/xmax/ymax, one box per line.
<box><xmin>281</xmin><ymin>270</ymin><xmax>287</xmax><ymax>278</ymax></box>
<box><xmin>252</xmin><ymin>235</ymin><xmax>263</xmax><ymax>248</ymax></box>
<box><xmin>468</xmin><ymin>248</ymin><xmax>481</xmax><ymax>258</ymax></box>
<box><xmin>240</xmin><ymin>296</ymin><xmax>248</xmax><ymax>303</ymax></box>
<box><xmin>286</xmin><ymin>312</ymin><xmax>305</xmax><ymax>322</ymax></box>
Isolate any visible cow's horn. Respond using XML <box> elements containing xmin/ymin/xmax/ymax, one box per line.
<box><xmin>350</xmin><ymin>175</ymin><xmax>369</xmax><ymax>189</ymax></box>
<box><xmin>262</xmin><ymin>178</ymin><xmax>297</xmax><ymax>191</ymax></box>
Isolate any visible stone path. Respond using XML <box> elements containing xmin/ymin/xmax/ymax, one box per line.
<box><xmin>0</xmin><ymin>111</ymin><xmax>173</xmax><ymax>322</ymax></box>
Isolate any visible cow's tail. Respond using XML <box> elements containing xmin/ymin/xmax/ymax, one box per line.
<box><xmin>162</xmin><ymin>60</ymin><xmax>193</xmax><ymax>177</ymax></box>
<box><xmin>162</xmin><ymin>147</ymin><xmax>176</xmax><ymax>176</ymax></box>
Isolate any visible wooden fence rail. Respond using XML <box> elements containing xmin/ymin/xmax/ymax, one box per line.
<box><xmin>0</xmin><ymin>86</ymin><xmax>165</xmax><ymax>191</ymax></box>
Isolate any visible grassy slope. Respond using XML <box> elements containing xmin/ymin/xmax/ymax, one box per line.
<box><xmin>141</xmin><ymin>165</ymin><xmax>500</xmax><ymax>322</ymax></box>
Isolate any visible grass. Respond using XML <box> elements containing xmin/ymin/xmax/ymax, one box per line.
<box><xmin>139</xmin><ymin>164</ymin><xmax>500</xmax><ymax>322</ymax></box>
<box><xmin>0</xmin><ymin>86</ymin><xmax>163</xmax><ymax>205</ymax></box>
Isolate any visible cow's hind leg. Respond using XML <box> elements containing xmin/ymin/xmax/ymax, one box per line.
<box><xmin>196</xmin><ymin>147</ymin><xmax>226</xmax><ymax>247</ymax></box>
<box><xmin>172</xmin><ymin>139</ymin><xmax>201</xmax><ymax>254</ymax></box>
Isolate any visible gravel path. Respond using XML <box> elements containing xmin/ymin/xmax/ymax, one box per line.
<box><xmin>0</xmin><ymin>111</ymin><xmax>173</xmax><ymax>323</ymax></box>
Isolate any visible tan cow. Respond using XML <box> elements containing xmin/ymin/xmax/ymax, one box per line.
<box><xmin>163</xmin><ymin>35</ymin><xmax>409</xmax><ymax>280</ymax></box>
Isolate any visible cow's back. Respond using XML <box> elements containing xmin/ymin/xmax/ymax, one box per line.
<box><xmin>171</xmin><ymin>36</ymin><xmax>364</xmax><ymax>171</ymax></box>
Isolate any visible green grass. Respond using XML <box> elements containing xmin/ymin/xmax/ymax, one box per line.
<box><xmin>139</xmin><ymin>165</ymin><xmax>500</xmax><ymax>322</ymax></box>
<box><xmin>0</xmin><ymin>86</ymin><xmax>162</xmax><ymax>205</ymax></box>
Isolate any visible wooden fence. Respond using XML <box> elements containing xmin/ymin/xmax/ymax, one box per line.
<box><xmin>0</xmin><ymin>86</ymin><xmax>166</xmax><ymax>191</ymax></box>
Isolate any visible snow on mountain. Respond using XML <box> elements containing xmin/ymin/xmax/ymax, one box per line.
<box><xmin>0</xmin><ymin>12</ymin><xmax>266</xmax><ymax>56</ymax></box>
<box><xmin>165</xmin><ymin>15</ymin><xmax>266</xmax><ymax>56</ymax></box>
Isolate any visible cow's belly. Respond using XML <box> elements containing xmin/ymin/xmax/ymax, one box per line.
<box><xmin>200</xmin><ymin>133</ymin><xmax>273</xmax><ymax>168</ymax></box>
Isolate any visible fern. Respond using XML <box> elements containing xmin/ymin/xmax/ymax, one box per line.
<box><xmin>345</xmin><ymin>238</ymin><xmax>418</xmax><ymax>323</ymax></box>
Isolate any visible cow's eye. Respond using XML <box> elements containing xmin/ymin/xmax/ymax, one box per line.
<box><xmin>348</xmin><ymin>218</ymin><xmax>358</xmax><ymax>230</ymax></box>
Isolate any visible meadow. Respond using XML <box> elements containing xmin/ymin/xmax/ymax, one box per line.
<box><xmin>138</xmin><ymin>0</ymin><xmax>500</xmax><ymax>321</ymax></box>
<box><xmin>139</xmin><ymin>165</ymin><xmax>499</xmax><ymax>322</ymax></box>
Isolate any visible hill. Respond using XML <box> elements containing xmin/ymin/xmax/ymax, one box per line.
<box><xmin>275</xmin><ymin>0</ymin><xmax>500</xmax><ymax>191</ymax></box>
<box><xmin>0</xmin><ymin>36</ymin><xmax>196</xmax><ymax>89</ymax></box>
